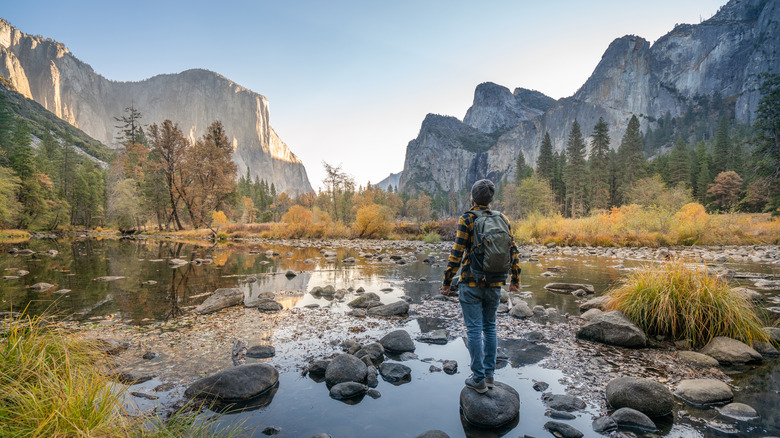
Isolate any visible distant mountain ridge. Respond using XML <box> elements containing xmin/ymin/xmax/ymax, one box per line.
<box><xmin>0</xmin><ymin>19</ymin><xmax>312</xmax><ymax>194</ymax></box>
<box><xmin>399</xmin><ymin>0</ymin><xmax>778</xmax><ymax>195</ymax></box>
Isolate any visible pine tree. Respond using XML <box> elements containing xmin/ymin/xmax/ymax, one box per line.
<box><xmin>588</xmin><ymin>118</ymin><xmax>611</xmax><ymax>210</ymax></box>
<box><xmin>696</xmin><ymin>141</ymin><xmax>712</xmax><ymax>204</ymax></box>
<box><xmin>564</xmin><ymin>120</ymin><xmax>587</xmax><ymax>216</ymax></box>
<box><xmin>753</xmin><ymin>73</ymin><xmax>780</xmax><ymax>213</ymax></box>
<box><xmin>712</xmin><ymin>115</ymin><xmax>730</xmax><ymax>175</ymax></box>
<box><xmin>114</xmin><ymin>104</ymin><xmax>145</xmax><ymax>145</ymax></box>
<box><xmin>616</xmin><ymin>115</ymin><xmax>645</xmax><ymax>204</ymax></box>
<box><xmin>514</xmin><ymin>150</ymin><xmax>532</xmax><ymax>184</ymax></box>
<box><xmin>536</xmin><ymin>132</ymin><xmax>554</xmax><ymax>182</ymax></box>
<box><xmin>668</xmin><ymin>138</ymin><xmax>690</xmax><ymax>187</ymax></box>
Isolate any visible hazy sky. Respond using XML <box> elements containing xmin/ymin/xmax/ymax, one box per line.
<box><xmin>4</xmin><ymin>0</ymin><xmax>726</xmax><ymax>190</ymax></box>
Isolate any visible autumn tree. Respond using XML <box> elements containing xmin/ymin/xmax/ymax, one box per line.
<box><xmin>407</xmin><ymin>192</ymin><xmax>433</xmax><ymax>223</ymax></box>
<box><xmin>147</xmin><ymin>120</ymin><xmax>188</xmax><ymax>229</ymax></box>
<box><xmin>564</xmin><ymin>120</ymin><xmax>587</xmax><ymax>217</ymax></box>
<box><xmin>353</xmin><ymin>203</ymin><xmax>391</xmax><ymax>238</ymax></box>
<box><xmin>322</xmin><ymin>162</ymin><xmax>355</xmax><ymax>222</ymax></box>
<box><xmin>707</xmin><ymin>171</ymin><xmax>743</xmax><ymax>211</ymax></box>
<box><xmin>589</xmin><ymin>117</ymin><xmax>611</xmax><ymax>210</ymax></box>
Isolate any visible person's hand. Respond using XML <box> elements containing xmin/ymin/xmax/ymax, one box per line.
<box><xmin>508</xmin><ymin>283</ymin><xmax>520</xmax><ymax>292</ymax></box>
<box><xmin>441</xmin><ymin>285</ymin><xmax>451</xmax><ymax>296</ymax></box>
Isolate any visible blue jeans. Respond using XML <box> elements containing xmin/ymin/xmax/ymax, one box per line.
<box><xmin>459</xmin><ymin>284</ymin><xmax>501</xmax><ymax>381</ymax></box>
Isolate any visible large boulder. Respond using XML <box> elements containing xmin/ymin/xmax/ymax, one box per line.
<box><xmin>699</xmin><ymin>337</ymin><xmax>762</xmax><ymax>365</ymax></box>
<box><xmin>576</xmin><ymin>311</ymin><xmax>646</xmax><ymax>348</ymax></box>
<box><xmin>579</xmin><ymin>295</ymin><xmax>610</xmax><ymax>311</ymax></box>
<box><xmin>606</xmin><ymin>377</ymin><xmax>674</xmax><ymax>417</ymax></box>
<box><xmin>325</xmin><ymin>354</ymin><xmax>367</xmax><ymax>386</ymax></box>
<box><xmin>677</xmin><ymin>351</ymin><xmax>719</xmax><ymax>368</ymax></box>
<box><xmin>717</xmin><ymin>402</ymin><xmax>759</xmax><ymax>421</ymax></box>
<box><xmin>542</xmin><ymin>393</ymin><xmax>586</xmax><ymax>412</ymax></box>
<box><xmin>255</xmin><ymin>299</ymin><xmax>284</xmax><ymax>312</ymax></box>
<box><xmin>184</xmin><ymin>363</ymin><xmax>278</xmax><ymax>401</ymax></box>
<box><xmin>509</xmin><ymin>300</ymin><xmax>533</xmax><ymax>318</ymax></box>
<box><xmin>367</xmin><ymin>301</ymin><xmax>410</xmax><ymax>317</ymax></box>
<box><xmin>732</xmin><ymin>287</ymin><xmax>763</xmax><ymax>302</ymax></box>
<box><xmin>764</xmin><ymin>327</ymin><xmax>780</xmax><ymax>344</ymax></box>
<box><xmin>459</xmin><ymin>381</ymin><xmax>519</xmax><ymax>428</ymax></box>
<box><xmin>354</xmin><ymin>342</ymin><xmax>385</xmax><ymax>363</ymax></box>
<box><xmin>194</xmin><ymin>288</ymin><xmax>244</xmax><ymax>314</ymax></box>
<box><xmin>379</xmin><ymin>330</ymin><xmax>416</xmax><ymax>353</ymax></box>
<box><xmin>675</xmin><ymin>379</ymin><xmax>733</xmax><ymax>406</ymax></box>
<box><xmin>545</xmin><ymin>283</ymin><xmax>595</xmax><ymax>294</ymax></box>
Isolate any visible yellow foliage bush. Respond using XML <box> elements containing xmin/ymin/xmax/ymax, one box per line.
<box><xmin>353</xmin><ymin>203</ymin><xmax>391</xmax><ymax>239</ymax></box>
<box><xmin>672</xmin><ymin>203</ymin><xmax>708</xmax><ymax>245</ymax></box>
<box><xmin>211</xmin><ymin>210</ymin><xmax>229</xmax><ymax>231</ymax></box>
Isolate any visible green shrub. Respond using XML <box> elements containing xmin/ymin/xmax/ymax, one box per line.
<box><xmin>422</xmin><ymin>232</ymin><xmax>442</xmax><ymax>243</ymax></box>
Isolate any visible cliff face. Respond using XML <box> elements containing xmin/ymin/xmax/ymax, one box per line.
<box><xmin>0</xmin><ymin>20</ymin><xmax>312</xmax><ymax>194</ymax></box>
<box><xmin>399</xmin><ymin>0</ymin><xmax>778</xmax><ymax>194</ymax></box>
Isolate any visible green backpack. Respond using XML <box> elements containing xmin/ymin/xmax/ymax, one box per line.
<box><xmin>468</xmin><ymin>210</ymin><xmax>513</xmax><ymax>284</ymax></box>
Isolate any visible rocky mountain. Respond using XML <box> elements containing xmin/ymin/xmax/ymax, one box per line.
<box><xmin>0</xmin><ymin>19</ymin><xmax>312</xmax><ymax>194</ymax></box>
<box><xmin>399</xmin><ymin>0</ymin><xmax>778</xmax><ymax>195</ymax></box>
<box><xmin>375</xmin><ymin>171</ymin><xmax>402</xmax><ymax>191</ymax></box>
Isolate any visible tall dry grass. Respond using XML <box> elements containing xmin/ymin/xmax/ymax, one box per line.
<box><xmin>513</xmin><ymin>203</ymin><xmax>779</xmax><ymax>247</ymax></box>
<box><xmin>604</xmin><ymin>259</ymin><xmax>770</xmax><ymax>348</ymax></box>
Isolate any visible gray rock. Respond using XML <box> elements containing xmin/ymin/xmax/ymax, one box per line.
<box><xmin>754</xmin><ymin>341</ymin><xmax>779</xmax><ymax>358</ymax></box>
<box><xmin>184</xmin><ymin>363</ymin><xmax>277</xmax><ymax>401</ymax></box>
<box><xmin>354</xmin><ymin>342</ymin><xmax>385</xmax><ymax>363</ymax></box>
<box><xmin>677</xmin><ymin>351</ymin><xmax>720</xmax><ymax>367</ymax></box>
<box><xmin>579</xmin><ymin>295</ymin><xmax>610</xmax><ymax>311</ymax></box>
<box><xmin>347</xmin><ymin>309</ymin><xmax>366</xmax><ymax>317</ymax></box>
<box><xmin>576</xmin><ymin>310</ymin><xmax>646</xmax><ymax>348</ymax></box>
<box><xmin>460</xmin><ymin>381</ymin><xmax>519</xmax><ymax>428</ymax></box>
<box><xmin>379</xmin><ymin>330</ymin><xmax>415</xmax><ymax>353</ymax></box>
<box><xmin>255</xmin><ymin>299</ymin><xmax>283</xmax><ymax>312</ymax></box>
<box><xmin>329</xmin><ymin>382</ymin><xmax>368</xmax><ymax>400</ymax></box>
<box><xmin>610</xmin><ymin>407</ymin><xmax>657</xmax><ymax>431</ymax></box>
<box><xmin>130</xmin><ymin>391</ymin><xmax>158</xmax><ymax>400</ymax></box>
<box><xmin>93</xmin><ymin>276</ymin><xmax>125</xmax><ymax>282</ymax></box>
<box><xmin>96</xmin><ymin>338</ymin><xmax>130</xmax><ymax>355</ymax></box>
<box><xmin>429</xmin><ymin>365</ymin><xmax>442</xmax><ymax>372</ymax></box>
<box><xmin>247</xmin><ymin>345</ymin><xmax>276</xmax><ymax>358</ymax></box>
<box><xmin>542</xmin><ymin>393</ymin><xmax>586</xmax><ymax>412</ymax></box>
<box><xmin>592</xmin><ymin>416</ymin><xmax>618</xmax><ymax>434</ymax></box>
<box><xmin>113</xmin><ymin>370</ymin><xmax>155</xmax><ymax>385</ymax></box>
<box><xmin>366</xmin><ymin>366</ymin><xmax>379</xmax><ymax>388</ymax></box>
<box><xmin>442</xmin><ymin>360</ymin><xmax>457</xmax><ymax>374</ymax></box>
<box><xmin>308</xmin><ymin>360</ymin><xmax>330</xmax><ymax>375</ymax></box>
<box><xmin>400</xmin><ymin>352</ymin><xmax>419</xmax><ymax>361</ymax></box>
<box><xmin>533</xmin><ymin>381</ymin><xmax>549</xmax><ymax>392</ymax></box>
<box><xmin>262</xmin><ymin>426</ymin><xmax>281</xmax><ymax>435</ymax></box>
<box><xmin>764</xmin><ymin>327</ymin><xmax>780</xmax><ymax>344</ymax></box>
<box><xmin>700</xmin><ymin>337</ymin><xmax>762</xmax><ymax>365</ymax></box>
<box><xmin>543</xmin><ymin>421</ymin><xmax>583</xmax><ymax>438</ymax></box>
<box><xmin>29</xmin><ymin>282</ymin><xmax>55</xmax><ymax>291</ymax></box>
<box><xmin>675</xmin><ymin>379</ymin><xmax>733</xmax><ymax>406</ymax></box>
<box><xmin>379</xmin><ymin>362</ymin><xmax>411</xmax><ymax>383</ymax></box>
<box><xmin>415</xmin><ymin>431</ymin><xmax>449</xmax><ymax>438</ymax></box>
<box><xmin>547</xmin><ymin>410</ymin><xmax>576</xmax><ymax>420</ymax></box>
<box><xmin>606</xmin><ymin>376</ymin><xmax>674</xmax><ymax>417</ymax></box>
<box><xmin>325</xmin><ymin>354</ymin><xmax>367</xmax><ymax>386</ymax></box>
<box><xmin>168</xmin><ymin>258</ymin><xmax>188</xmax><ymax>266</ymax></box>
<box><xmin>732</xmin><ymin>287</ymin><xmax>763</xmax><ymax>302</ymax></box>
<box><xmin>284</xmin><ymin>270</ymin><xmax>297</xmax><ymax>277</ymax></box>
<box><xmin>580</xmin><ymin>308</ymin><xmax>603</xmax><ymax>320</ymax></box>
<box><xmin>419</xmin><ymin>329</ymin><xmax>448</xmax><ymax>344</ymax></box>
<box><xmin>717</xmin><ymin>402</ymin><xmax>759</xmax><ymax>420</ymax></box>
<box><xmin>311</xmin><ymin>435</ymin><xmax>332</xmax><ymax>438</ymax></box>
<box><xmin>545</xmin><ymin>283</ymin><xmax>595</xmax><ymax>294</ymax></box>
<box><xmin>194</xmin><ymin>288</ymin><xmax>244</xmax><ymax>314</ymax></box>
<box><xmin>509</xmin><ymin>300</ymin><xmax>533</xmax><ymax>318</ymax></box>
<box><xmin>348</xmin><ymin>293</ymin><xmax>381</xmax><ymax>308</ymax></box>
<box><xmin>367</xmin><ymin>301</ymin><xmax>410</xmax><ymax>317</ymax></box>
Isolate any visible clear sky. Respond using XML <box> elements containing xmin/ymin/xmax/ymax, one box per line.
<box><xmin>3</xmin><ymin>0</ymin><xmax>726</xmax><ymax>191</ymax></box>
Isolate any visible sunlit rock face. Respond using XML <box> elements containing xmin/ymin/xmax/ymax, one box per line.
<box><xmin>0</xmin><ymin>20</ymin><xmax>312</xmax><ymax>194</ymax></box>
<box><xmin>399</xmin><ymin>0</ymin><xmax>779</xmax><ymax>195</ymax></box>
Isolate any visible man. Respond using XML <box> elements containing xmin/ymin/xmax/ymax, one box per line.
<box><xmin>441</xmin><ymin>179</ymin><xmax>521</xmax><ymax>394</ymax></box>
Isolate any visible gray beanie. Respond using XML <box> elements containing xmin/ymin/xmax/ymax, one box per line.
<box><xmin>471</xmin><ymin>179</ymin><xmax>495</xmax><ymax>205</ymax></box>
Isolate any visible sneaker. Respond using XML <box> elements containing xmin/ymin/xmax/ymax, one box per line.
<box><xmin>485</xmin><ymin>376</ymin><xmax>494</xmax><ymax>389</ymax></box>
<box><xmin>465</xmin><ymin>376</ymin><xmax>488</xmax><ymax>394</ymax></box>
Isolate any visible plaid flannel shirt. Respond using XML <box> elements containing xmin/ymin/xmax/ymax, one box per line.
<box><xmin>442</xmin><ymin>205</ymin><xmax>521</xmax><ymax>288</ymax></box>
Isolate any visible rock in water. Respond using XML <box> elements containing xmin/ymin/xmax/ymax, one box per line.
<box><xmin>509</xmin><ymin>300</ymin><xmax>533</xmax><ymax>318</ymax></box>
<box><xmin>576</xmin><ymin>310</ymin><xmax>647</xmax><ymax>348</ymax></box>
<box><xmin>699</xmin><ymin>336</ymin><xmax>763</xmax><ymax>365</ymax></box>
<box><xmin>93</xmin><ymin>276</ymin><xmax>125</xmax><ymax>282</ymax></box>
<box><xmin>329</xmin><ymin>382</ymin><xmax>368</xmax><ymax>400</ymax></box>
<box><xmin>348</xmin><ymin>293</ymin><xmax>381</xmax><ymax>308</ymax></box>
<box><xmin>606</xmin><ymin>376</ymin><xmax>674</xmax><ymax>417</ymax></box>
<box><xmin>194</xmin><ymin>288</ymin><xmax>244</xmax><ymax>314</ymax></box>
<box><xmin>675</xmin><ymin>379</ymin><xmax>733</xmax><ymax>406</ymax></box>
<box><xmin>379</xmin><ymin>362</ymin><xmax>411</xmax><ymax>383</ymax></box>
<box><xmin>379</xmin><ymin>330</ymin><xmax>415</xmax><ymax>353</ymax></box>
<box><xmin>246</xmin><ymin>345</ymin><xmax>276</xmax><ymax>358</ymax></box>
<box><xmin>717</xmin><ymin>402</ymin><xmax>759</xmax><ymax>421</ymax></box>
<box><xmin>677</xmin><ymin>351</ymin><xmax>720</xmax><ymax>368</ymax></box>
<box><xmin>543</xmin><ymin>421</ymin><xmax>583</xmax><ymax>438</ymax></box>
<box><xmin>29</xmin><ymin>283</ymin><xmax>55</xmax><ymax>291</ymax></box>
<box><xmin>324</xmin><ymin>354</ymin><xmax>367</xmax><ymax>386</ymax></box>
<box><xmin>415</xmin><ymin>431</ymin><xmax>450</xmax><ymax>438</ymax></box>
<box><xmin>354</xmin><ymin>342</ymin><xmax>385</xmax><ymax>363</ymax></box>
<box><xmin>542</xmin><ymin>393</ymin><xmax>586</xmax><ymax>412</ymax></box>
<box><xmin>185</xmin><ymin>363</ymin><xmax>278</xmax><ymax>401</ymax></box>
<box><xmin>460</xmin><ymin>381</ymin><xmax>520</xmax><ymax>428</ymax></box>
<box><xmin>366</xmin><ymin>301</ymin><xmax>410</xmax><ymax>317</ymax></box>
<box><xmin>610</xmin><ymin>407</ymin><xmax>656</xmax><ymax>431</ymax></box>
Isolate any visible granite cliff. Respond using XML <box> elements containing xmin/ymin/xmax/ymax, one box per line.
<box><xmin>399</xmin><ymin>0</ymin><xmax>778</xmax><ymax>195</ymax></box>
<box><xmin>0</xmin><ymin>20</ymin><xmax>312</xmax><ymax>194</ymax></box>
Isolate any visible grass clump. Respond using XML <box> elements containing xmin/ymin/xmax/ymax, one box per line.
<box><xmin>0</xmin><ymin>313</ymin><xmax>127</xmax><ymax>437</ymax></box>
<box><xmin>604</xmin><ymin>259</ymin><xmax>770</xmax><ymax>349</ymax></box>
<box><xmin>422</xmin><ymin>232</ymin><xmax>442</xmax><ymax>243</ymax></box>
